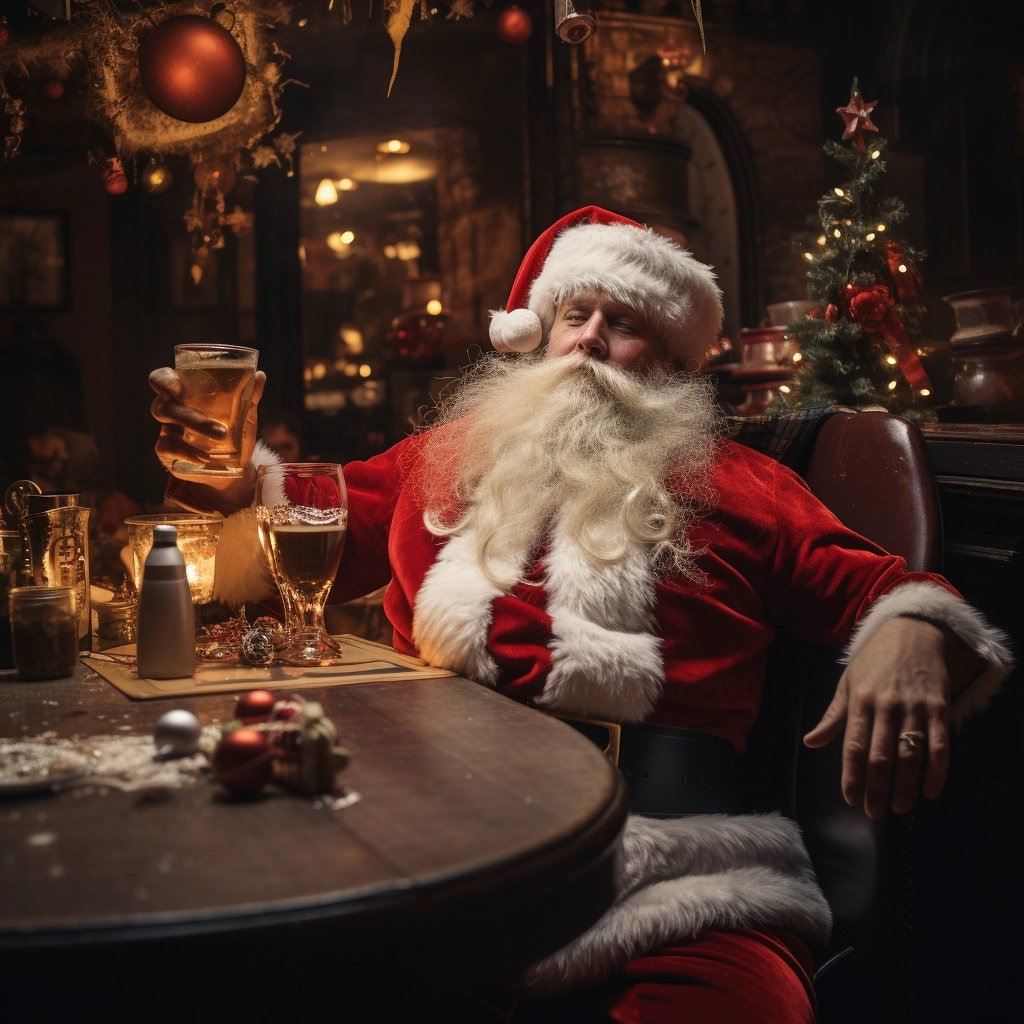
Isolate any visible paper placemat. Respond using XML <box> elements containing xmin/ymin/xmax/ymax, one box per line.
<box><xmin>83</xmin><ymin>635</ymin><xmax>455</xmax><ymax>700</ymax></box>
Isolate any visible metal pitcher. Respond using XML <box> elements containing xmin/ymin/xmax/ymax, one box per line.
<box><xmin>5</xmin><ymin>481</ymin><xmax>92</xmax><ymax>650</ymax></box>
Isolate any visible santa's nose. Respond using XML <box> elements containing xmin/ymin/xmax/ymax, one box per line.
<box><xmin>576</xmin><ymin>314</ymin><xmax>609</xmax><ymax>359</ymax></box>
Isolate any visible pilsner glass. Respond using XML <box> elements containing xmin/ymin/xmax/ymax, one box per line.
<box><xmin>254</xmin><ymin>463</ymin><xmax>348</xmax><ymax>666</ymax></box>
<box><xmin>171</xmin><ymin>343</ymin><xmax>258</xmax><ymax>478</ymax></box>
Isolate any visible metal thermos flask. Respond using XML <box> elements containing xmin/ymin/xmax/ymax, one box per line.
<box><xmin>136</xmin><ymin>525</ymin><xmax>196</xmax><ymax>679</ymax></box>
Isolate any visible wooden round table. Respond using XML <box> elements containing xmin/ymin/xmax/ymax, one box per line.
<box><xmin>0</xmin><ymin>663</ymin><xmax>627</xmax><ymax>1015</ymax></box>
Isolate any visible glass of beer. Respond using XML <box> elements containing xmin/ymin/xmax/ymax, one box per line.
<box><xmin>254</xmin><ymin>463</ymin><xmax>348</xmax><ymax>666</ymax></box>
<box><xmin>171</xmin><ymin>343</ymin><xmax>258</xmax><ymax>478</ymax></box>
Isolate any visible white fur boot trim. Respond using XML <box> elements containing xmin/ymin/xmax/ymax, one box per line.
<box><xmin>489</xmin><ymin>307</ymin><xmax>543</xmax><ymax>353</ymax></box>
<box><xmin>210</xmin><ymin>440</ymin><xmax>281</xmax><ymax>609</ymax></box>
<box><xmin>539</xmin><ymin>523</ymin><xmax>664</xmax><ymax>723</ymax></box>
<box><xmin>522</xmin><ymin>812</ymin><xmax>831</xmax><ymax>999</ymax></box>
<box><xmin>412</xmin><ymin>530</ymin><xmax>501</xmax><ymax>685</ymax></box>
<box><xmin>843</xmin><ymin>581</ymin><xmax>1015</xmax><ymax>727</ymax></box>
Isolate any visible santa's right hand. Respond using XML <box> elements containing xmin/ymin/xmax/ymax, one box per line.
<box><xmin>150</xmin><ymin>366</ymin><xmax>227</xmax><ymax>474</ymax></box>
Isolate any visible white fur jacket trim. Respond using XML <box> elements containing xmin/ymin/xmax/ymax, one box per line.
<box><xmin>521</xmin><ymin>812</ymin><xmax>832</xmax><ymax>999</ymax></box>
<box><xmin>412</xmin><ymin>522</ymin><xmax>664</xmax><ymax>721</ymax></box>
<box><xmin>842</xmin><ymin>580</ymin><xmax>1015</xmax><ymax>728</ymax></box>
<box><xmin>211</xmin><ymin>440</ymin><xmax>280</xmax><ymax>609</ymax></box>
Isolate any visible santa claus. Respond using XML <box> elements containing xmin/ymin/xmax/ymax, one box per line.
<box><xmin>150</xmin><ymin>207</ymin><xmax>1012</xmax><ymax>1022</ymax></box>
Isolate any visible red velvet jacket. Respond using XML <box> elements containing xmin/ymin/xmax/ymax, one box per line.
<box><xmin>329</xmin><ymin>434</ymin><xmax>953</xmax><ymax>753</ymax></box>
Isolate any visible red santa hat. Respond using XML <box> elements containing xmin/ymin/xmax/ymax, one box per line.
<box><xmin>489</xmin><ymin>206</ymin><xmax>724</xmax><ymax>359</ymax></box>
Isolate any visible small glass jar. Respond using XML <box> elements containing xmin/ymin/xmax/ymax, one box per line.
<box><xmin>95</xmin><ymin>597</ymin><xmax>136</xmax><ymax>651</ymax></box>
<box><xmin>9</xmin><ymin>587</ymin><xmax>79</xmax><ymax>681</ymax></box>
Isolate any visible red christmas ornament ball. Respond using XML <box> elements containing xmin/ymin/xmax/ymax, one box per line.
<box><xmin>101</xmin><ymin>158</ymin><xmax>128</xmax><ymax>196</ymax></box>
<box><xmin>139</xmin><ymin>15</ymin><xmax>247</xmax><ymax>124</ymax></box>
<box><xmin>212</xmin><ymin>728</ymin><xmax>273</xmax><ymax>793</ymax></box>
<box><xmin>236</xmin><ymin>689</ymin><xmax>276</xmax><ymax>723</ymax></box>
<box><xmin>497</xmin><ymin>6</ymin><xmax>533</xmax><ymax>45</ymax></box>
<box><xmin>44</xmin><ymin>79</ymin><xmax>64</xmax><ymax>100</ymax></box>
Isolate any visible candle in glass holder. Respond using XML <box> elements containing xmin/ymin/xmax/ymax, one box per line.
<box><xmin>125</xmin><ymin>514</ymin><xmax>223</xmax><ymax>604</ymax></box>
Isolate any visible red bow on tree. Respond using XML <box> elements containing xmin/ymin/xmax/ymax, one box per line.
<box><xmin>884</xmin><ymin>242</ymin><xmax>922</xmax><ymax>306</ymax></box>
<box><xmin>285</xmin><ymin>475</ymin><xmax>342</xmax><ymax>510</ymax></box>
<box><xmin>836</xmin><ymin>91</ymin><xmax>879</xmax><ymax>152</ymax></box>
<box><xmin>840</xmin><ymin>283</ymin><xmax>932</xmax><ymax>391</ymax></box>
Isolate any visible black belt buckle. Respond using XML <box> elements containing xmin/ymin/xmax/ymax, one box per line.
<box><xmin>547</xmin><ymin>712</ymin><xmax>622</xmax><ymax>765</ymax></box>
<box><xmin>619</xmin><ymin>722</ymin><xmax>742</xmax><ymax>817</ymax></box>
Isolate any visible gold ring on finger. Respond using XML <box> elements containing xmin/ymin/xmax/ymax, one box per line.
<box><xmin>898</xmin><ymin>730</ymin><xmax>926</xmax><ymax>751</ymax></box>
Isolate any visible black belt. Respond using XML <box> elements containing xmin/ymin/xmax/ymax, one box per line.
<box><xmin>556</xmin><ymin>716</ymin><xmax>742</xmax><ymax>817</ymax></box>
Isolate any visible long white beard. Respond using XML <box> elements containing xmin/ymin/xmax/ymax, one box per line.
<box><xmin>419</xmin><ymin>353</ymin><xmax>720</xmax><ymax>591</ymax></box>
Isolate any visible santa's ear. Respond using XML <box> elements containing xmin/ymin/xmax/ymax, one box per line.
<box><xmin>489</xmin><ymin>308</ymin><xmax>543</xmax><ymax>353</ymax></box>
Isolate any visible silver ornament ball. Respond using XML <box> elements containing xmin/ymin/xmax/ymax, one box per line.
<box><xmin>154</xmin><ymin>709</ymin><xmax>201</xmax><ymax>759</ymax></box>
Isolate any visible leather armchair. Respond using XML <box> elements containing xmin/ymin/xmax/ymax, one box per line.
<box><xmin>742</xmin><ymin>412</ymin><xmax>943</xmax><ymax>1024</ymax></box>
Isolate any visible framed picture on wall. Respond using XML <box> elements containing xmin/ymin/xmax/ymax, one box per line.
<box><xmin>0</xmin><ymin>211</ymin><xmax>70</xmax><ymax>310</ymax></box>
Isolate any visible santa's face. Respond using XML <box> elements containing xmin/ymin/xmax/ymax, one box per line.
<box><xmin>546</xmin><ymin>290</ymin><xmax>667</xmax><ymax>374</ymax></box>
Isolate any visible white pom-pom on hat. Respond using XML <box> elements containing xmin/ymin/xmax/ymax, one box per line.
<box><xmin>489</xmin><ymin>307</ymin><xmax>543</xmax><ymax>353</ymax></box>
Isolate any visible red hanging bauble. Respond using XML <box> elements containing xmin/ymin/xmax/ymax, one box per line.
<box><xmin>139</xmin><ymin>15</ymin><xmax>247</xmax><ymax>123</ymax></box>
<box><xmin>497</xmin><ymin>5</ymin><xmax>533</xmax><ymax>45</ymax></box>
<box><xmin>193</xmin><ymin>156</ymin><xmax>237</xmax><ymax>195</ymax></box>
<box><xmin>212</xmin><ymin>728</ymin><xmax>273</xmax><ymax>793</ymax></box>
<box><xmin>101</xmin><ymin>158</ymin><xmax>128</xmax><ymax>195</ymax></box>
<box><xmin>44</xmin><ymin>79</ymin><xmax>64</xmax><ymax>100</ymax></box>
<box><xmin>235</xmin><ymin>689</ymin><xmax>276</xmax><ymax>723</ymax></box>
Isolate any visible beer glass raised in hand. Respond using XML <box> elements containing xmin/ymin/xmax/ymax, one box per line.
<box><xmin>254</xmin><ymin>463</ymin><xmax>348</xmax><ymax>666</ymax></box>
<box><xmin>171</xmin><ymin>344</ymin><xmax>258</xmax><ymax>478</ymax></box>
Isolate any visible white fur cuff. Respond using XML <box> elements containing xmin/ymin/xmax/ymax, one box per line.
<box><xmin>210</xmin><ymin>440</ymin><xmax>280</xmax><ymax>609</ymax></box>
<box><xmin>843</xmin><ymin>581</ymin><xmax>1015</xmax><ymax>727</ymax></box>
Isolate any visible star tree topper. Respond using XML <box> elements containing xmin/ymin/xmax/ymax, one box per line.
<box><xmin>836</xmin><ymin>86</ymin><xmax>879</xmax><ymax>151</ymax></box>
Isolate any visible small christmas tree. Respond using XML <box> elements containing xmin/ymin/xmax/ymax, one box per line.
<box><xmin>784</xmin><ymin>79</ymin><xmax>933</xmax><ymax>419</ymax></box>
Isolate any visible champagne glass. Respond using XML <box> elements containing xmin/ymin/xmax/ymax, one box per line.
<box><xmin>254</xmin><ymin>463</ymin><xmax>348</xmax><ymax>666</ymax></box>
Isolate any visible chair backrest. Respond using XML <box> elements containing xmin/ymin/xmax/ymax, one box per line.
<box><xmin>742</xmin><ymin>410</ymin><xmax>943</xmax><ymax>1024</ymax></box>
<box><xmin>803</xmin><ymin>411</ymin><xmax>943</xmax><ymax>573</ymax></box>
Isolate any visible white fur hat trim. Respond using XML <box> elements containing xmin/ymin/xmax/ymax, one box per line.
<box><xmin>489</xmin><ymin>307</ymin><xmax>544</xmax><ymax>353</ymax></box>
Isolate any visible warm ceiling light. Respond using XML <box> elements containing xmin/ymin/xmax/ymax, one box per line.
<box><xmin>326</xmin><ymin>231</ymin><xmax>349</xmax><ymax>253</ymax></box>
<box><xmin>340</xmin><ymin>230</ymin><xmax>355</xmax><ymax>244</ymax></box>
<box><xmin>378</xmin><ymin>139</ymin><xmax>411</xmax><ymax>154</ymax></box>
<box><xmin>834</xmin><ymin>187</ymin><xmax>845</xmax><ymax>197</ymax></box>
<box><xmin>358</xmin><ymin>364</ymin><xmax>372</xmax><ymax>377</ymax></box>
<box><xmin>315</xmin><ymin>178</ymin><xmax>338</xmax><ymax>205</ymax></box>
<box><xmin>337</xmin><ymin>178</ymin><xmax>358</xmax><ymax>191</ymax></box>
<box><xmin>312</xmin><ymin>362</ymin><xmax>327</xmax><ymax>380</ymax></box>
<box><xmin>888</xmin><ymin>380</ymin><xmax>898</xmax><ymax>390</ymax></box>
<box><xmin>344</xmin><ymin>363</ymin><xmax>358</xmax><ymax>377</ymax></box>
<box><xmin>426</xmin><ymin>299</ymin><xmax>443</xmax><ymax>315</ymax></box>
<box><xmin>383</xmin><ymin>245</ymin><xmax>398</xmax><ymax>259</ymax></box>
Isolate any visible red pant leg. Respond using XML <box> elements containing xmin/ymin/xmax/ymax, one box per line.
<box><xmin>603</xmin><ymin>929</ymin><xmax>818</xmax><ymax>1024</ymax></box>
